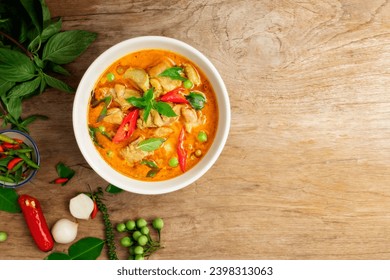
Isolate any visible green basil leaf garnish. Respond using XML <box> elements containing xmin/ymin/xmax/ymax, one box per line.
<box><xmin>137</xmin><ymin>138</ymin><xmax>165</xmax><ymax>152</ymax></box>
<box><xmin>158</xmin><ymin>67</ymin><xmax>186</xmax><ymax>81</ymax></box>
<box><xmin>186</xmin><ymin>92</ymin><xmax>206</xmax><ymax>110</ymax></box>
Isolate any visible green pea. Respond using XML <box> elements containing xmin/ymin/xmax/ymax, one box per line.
<box><xmin>183</xmin><ymin>79</ymin><xmax>193</xmax><ymax>89</ymax></box>
<box><xmin>140</xmin><ymin>226</ymin><xmax>149</xmax><ymax>235</ymax></box>
<box><xmin>137</xmin><ymin>235</ymin><xmax>148</xmax><ymax>246</ymax></box>
<box><xmin>128</xmin><ymin>246</ymin><xmax>135</xmax><ymax>255</ymax></box>
<box><xmin>134</xmin><ymin>245</ymin><xmax>144</xmax><ymax>255</ymax></box>
<box><xmin>132</xmin><ymin>230</ymin><xmax>142</xmax><ymax>241</ymax></box>
<box><xmin>152</xmin><ymin>218</ymin><xmax>164</xmax><ymax>231</ymax></box>
<box><xmin>116</xmin><ymin>223</ymin><xmax>126</xmax><ymax>232</ymax></box>
<box><xmin>136</xmin><ymin>218</ymin><xmax>147</xmax><ymax>228</ymax></box>
<box><xmin>120</xmin><ymin>236</ymin><xmax>133</xmax><ymax>247</ymax></box>
<box><xmin>0</xmin><ymin>231</ymin><xmax>7</xmax><ymax>242</ymax></box>
<box><xmin>197</xmin><ymin>131</ymin><xmax>208</xmax><ymax>142</ymax></box>
<box><xmin>168</xmin><ymin>157</ymin><xmax>179</xmax><ymax>167</ymax></box>
<box><xmin>134</xmin><ymin>254</ymin><xmax>144</xmax><ymax>260</ymax></box>
<box><xmin>126</xmin><ymin>220</ymin><xmax>136</xmax><ymax>231</ymax></box>
<box><xmin>106</xmin><ymin>72</ymin><xmax>115</xmax><ymax>82</ymax></box>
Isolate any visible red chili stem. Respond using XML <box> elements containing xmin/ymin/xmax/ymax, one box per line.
<box><xmin>18</xmin><ymin>195</ymin><xmax>54</xmax><ymax>252</ymax></box>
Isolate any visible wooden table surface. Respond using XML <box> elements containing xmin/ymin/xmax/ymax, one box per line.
<box><xmin>1</xmin><ymin>0</ymin><xmax>390</xmax><ymax>260</ymax></box>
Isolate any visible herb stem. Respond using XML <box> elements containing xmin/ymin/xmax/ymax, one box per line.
<box><xmin>0</xmin><ymin>30</ymin><xmax>33</xmax><ymax>59</ymax></box>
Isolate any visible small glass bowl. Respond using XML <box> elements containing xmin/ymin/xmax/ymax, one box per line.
<box><xmin>0</xmin><ymin>129</ymin><xmax>40</xmax><ymax>188</ymax></box>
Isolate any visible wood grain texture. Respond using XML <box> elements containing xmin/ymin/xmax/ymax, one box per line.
<box><xmin>1</xmin><ymin>0</ymin><xmax>389</xmax><ymax>259</ymax></box>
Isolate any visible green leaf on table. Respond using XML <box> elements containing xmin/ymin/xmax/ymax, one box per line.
<box><xmin>0</xmin><ymin>48</ymin><xmax>36</xmax><ymax>82</ymax></box>
<box><xmin>55</xmin><ymin>162</ymin><xmax>75</xmax><ymax>181</ymax></box>
<box><xmin>39</xmin><ymin>0</ymin><xmax>51</xmax><ymax>25</ymax></box>
<box><xmin>0</xmin><ymin>187</ymin><xmax>21</xmax><ymax>213</ymax></box>
<box><xmin>45</xmin><ymin>237</ymin><xmax>104</xmax><ymax>260</ymax></box>
<box><xmin>42</xmin><ymin>30</ymin><xmax>97</xmax><ymax>64</ymax></box>
<box><xmin>7</xmin><ymin>76</ymin><xmax>41</xmax><ymax>99</ymax></box>
<box><xmin>68</xmin><ymin>237</ymin><xmax>104</xmax><ymax>260</ymax></box>
<box><xmin>137</xmin><ymin>138</ymin><xmax>165</xmax><ymax>152</ymax></box>
<box><xmin>158</xmin><ymin>67</ymin><xmax>186</xmax><ymax>81</ymax></box>
<box><xmin>49</xmin><ymin>63</ymin><xmax>70</xmax><ymax>76</ymax></box>
<box><xmin>44</xmin><ymin>74</ymin><xmax>74</xmax><ymax>93</ymax></box>
<box><xmin>45</xmin><ymin>252</ymin><xmax>71</xmax><ymax>260</ymax></box>
<box><xmin>20</xmin><ymin>114</ymin><xmax>48</xmax><ymax>128</ymax></box>
<box><xmin>105</xmin><ymin>184</ymin><xmax>123</xmax><ymax>194</ymax></box>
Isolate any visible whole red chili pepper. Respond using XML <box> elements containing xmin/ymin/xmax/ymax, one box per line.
<box><xmin>112</xmin><ymin>109</ymin><xmax>139</xmax><ymax>143</ymax></box>
<box><xmin>18</xmin><ymin>194</ymin><xmax>54</xmax><ymax>252</ymax></box>
<box><xmin>177</xmin><ymin>126</ymin><xmax>187</xmax><ymax>172</ymax></box>
<box><xmin>7</xmin><ymin>157</ymin><xmax>23</xmax><ymax>170</ymax></box>
<box><xmin>160</xmin><ymin>87</ymin><xmax>189</xmax><ymax>104</ymax></box>
<box><xmin>52</xmin><ymin>177</ymin><xmax>69</xmax><ymax>184</ymax></box>
<box><xmin>2</xmin><ymin>142</ymin><xmax>19</xmax><ymax>150</ymax></box>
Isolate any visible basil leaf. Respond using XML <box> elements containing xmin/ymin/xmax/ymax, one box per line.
<box><xmin>140</xmin><ymin>159</ymin><xmax>158</xmax><ymax>169</ymax></box>
<box><xmin>49</xmin><ymin>63</ymin><xmax>70</xmax><ymax>76</ymax></box>
<box><xmin>186</xmin><ymin>92</ymin><xmax>206</xmax><ymax>110</ymax></box>
<box><xmin>126</xmin><ymin>96</ymin><xmax>146</xmax><ymax>108</ymax></box>
<box><xmin>153</xmin><ymin>101</ymin><xmax>177</xmax><ymax>118</ymax></box>
<box><xmin>42</xmin><ymin>30</ymin><xmax>97</xmax><ymax>64</ymax></box>
<box><xmin>0</xmin><ymin>78</ymin><xmax>15</xmax><ymax>96</ymax></box>
<box><xmin>6</xmin><ymin>97</ymin><xmax>22</xmax><ymax>120</ymax></box>
<box><xmin>56</xmin><ymin>162</ymin><xmax>75</xmax><ymax>180</ymax></box>
<box><xmin>105</xmin><ymin>184</ymin><xmax>123</xmax><ymax>194</ymax></box>
<box><xmin>39</xmin><ymin>0</ymin><xmax>51</xmax><ymax>25</ymax></box>
<box><xmin>0</xmin><ymin>187</ymin><xmax>21</xmax><ymax>213</ymax></box>
<box><xmin>44</xmin><ymin>74</ymin><xmax>74</xmax><ymax>93</ymax></box>
<box><xmin>20</xmin><ymin>0</ymin><xmax>43</xmax><ymax>34</ymax></box>
<box><xmin>158</xmin><ymin>67</ymin><xmax>186</xmax><ymax>81</ymax></box>
<box><xmin>20</xmin><ymin>114</ymin><xmax>48</xmax><ymax>127</ymax></box>
<box><xmin>68</xmin><ymin>237</ymin><xmax>104</xmax><ymax>260</ymax></box>
<box><xmin>28</xmin><ymin>18</ymin><xmax>62</xmax><ymax>51</ymax></box>
<box><xmin>7</xmin><ymin>77</ymin><xmax>41</xmax><ymax>99</ymax></box>
<box><xmin>137</xmin><ymin>138</ymin><xmax>165</xmax><ymax>152</ymax></box>
<box><xmin>0</xmin><ymin>48</ymin><xmax>36</xmax><ymax>82</ymax></box>
<box><xmin>146</xmin><ymin>168</ymin><xmax>160</xmax><ymax>178</ymax></box>
<box><xmin>45</xmin><ymin>252</ymin><xmax>71</xmax><ymax>260</ymax></box>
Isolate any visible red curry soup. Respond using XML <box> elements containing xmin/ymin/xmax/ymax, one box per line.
<box><xmin>88</xmin><ymin>49</ymin><xmax>218</xmax><ymax>181</ymax></box>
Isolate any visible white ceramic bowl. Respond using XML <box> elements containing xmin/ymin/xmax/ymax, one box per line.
<box><xmin>73</xmin><ymin>36</ymin><xmax>230</xmax><ymax>194</ymax></box>
<box><xmin>0</xmin><ymin>129</ymin><xmax>40</xmax><ymax>188</ymax></box>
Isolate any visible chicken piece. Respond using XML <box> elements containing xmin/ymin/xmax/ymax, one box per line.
<box><xmin>148</xmin><ymin>59</ymin><xmax>174</xmax><ymax>77</ymax></box>
<box><xmin>120</xmin><ymin>137</ymin><xmax>150</xmax><ymax>165</ymax></box>
<box><xmin>160</xmin><ymin>104</ymin><xmax>182</xmax><ymax>126</ymax></box>
<box><xmin>158</xmin><ymin>76</ymin><xmax>182</xmax><ymax>92</ymax></box>
<box><xmin>184</xmin><ymin>63</ymin><xmax>201</xmax><ymax>86</ymax></box>
<box><xmin>123</xmin><ymin>68</ymin><xmax>150</xmax><ymax>92</ymax></box>
<box><xmin>113</xmin><ymin>84</ymin><xmax>141</xmax><ymax>110</ymax></box>
<box><xmin>148</xmin><ymin>59</ymin><xmax>182</xmax><ymax>92</ymax></box>
<box><xmin>181</xmin><ymin>106</ymin><xmax>206</xmax><ymax>133</ymax></box>
<box><xmin>137</xmin><ymin>109</ymin><xmax>165</xmax><ymax>129</ymax></box>
<box><xmin>103</xmin><ymin>108</ymin><xmax>124</xmax><ymax>125</ymax></box>
<box><xmin>154</xmin><ymin>127</ymin><xmax>174</xmax><ymax>137</ymax></box>
<box><xmin>150</xmin><ymin>78</ymin><xmax>163</xmax><ymax>97</ymax></box>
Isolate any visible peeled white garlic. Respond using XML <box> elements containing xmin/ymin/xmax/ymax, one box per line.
<box><xmin>51</xmin><ymin>218</ymin><xmax>78</xmax><ymax>244</ymax></box>
<box><xmin>69</xmin><ymin>193</ymin><xmax>94</xmax><ymax>220</ymax></box>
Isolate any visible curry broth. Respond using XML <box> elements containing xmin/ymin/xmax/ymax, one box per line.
<box><xmin>88</xmin><ymin>49</ymin><xmax>218</xmax><ymax>181</ymax></box>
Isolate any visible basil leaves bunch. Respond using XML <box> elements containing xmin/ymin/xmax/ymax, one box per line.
<box><xmin>0</xmin><ymin>0</ymin><xmax>97</xmax><ymax>132</ymax></box>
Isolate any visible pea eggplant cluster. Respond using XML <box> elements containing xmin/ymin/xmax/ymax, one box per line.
<box><xmin>116</xmin><ymin>217</ymin><xmax>164</xmax><ymax>260</ymax></box>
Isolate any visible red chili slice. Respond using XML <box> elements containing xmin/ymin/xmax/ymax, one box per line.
<box><xmin>112</xmin><ymin>109</ymin><xmax>139</xmax><ymax>144</ymax></box>
<box><xmin>18</xmin><ymin>194</ymin><xmax>54</xmax><ymax>252</ymax></box>
<box><xmin>160</xmin><ymin>87</ymin><xmax>189</xmax><ymax>104</ymax></box>
<box><xmin>177</xmin><ymin>126</ymin><xmax>187</xmax><ymax>172</ymax></box>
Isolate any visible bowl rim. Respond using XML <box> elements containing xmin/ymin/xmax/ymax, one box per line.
<box><xmin>73</xmin><ymin>36</ymin><xmax>230</xmax><ymax>195</ymax></box>
<box><xmin>0</xmin><ymin>129</ymin><xmax>40</xmax><ymax>188</ymax></box>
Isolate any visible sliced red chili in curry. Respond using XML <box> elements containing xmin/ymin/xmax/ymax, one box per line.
<box><xmin>112</xmin><ymin>109</ymin><xmax>139</xmax><ymax>144</ymax></box>
<box><xmin>160</xmin><ymin>87</ymin><xmax>189</xmax><ymax>104</ymax></box>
